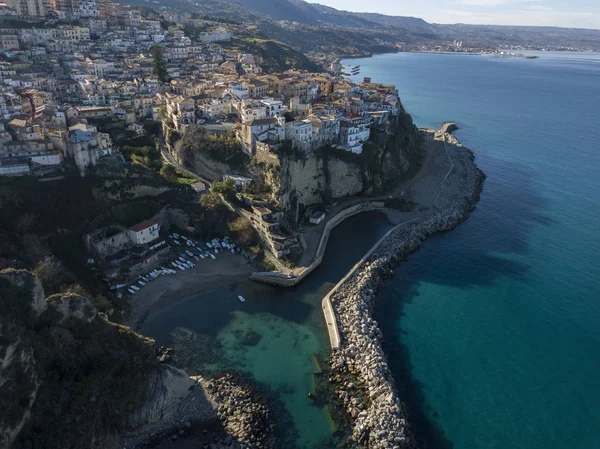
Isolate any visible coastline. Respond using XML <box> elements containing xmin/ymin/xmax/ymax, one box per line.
<box><xmin>126</xmin><ymin>253</ymin><xmax>253</xmax><ymax>330</ymax></box>
<box><xmin>325</xmin><ymin>131</ymin><xmax>485</xmax><ymax>448</ymax></box>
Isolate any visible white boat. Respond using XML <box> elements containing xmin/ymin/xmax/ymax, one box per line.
<box><xmin>206</xmin><ymin>242</ymin><xmax>213</xmax><ymax>249</ymax></box>
<box><xmin>178</xmin><ymin>256</ymin><xmax>186</xmax><ymax>263</ymax></box>
<box><xmin>128</xmin><ymin>288</ymin><xmax>136</xmax><ymax>294</ymax></box>
<box><xmin>209</xmin><ymin>253</ymin><xmax>216</xmax><ymax>260</ymax></box>
<box><xmin>186</xmin><ymin>250</ymin><xmax>194</xmax><ymax>257</ymax></box>
<box><xmin>214</xmin><ymin>248</ymin><xmax>219</xmax><ymax>254</ymax></box>
<box><xmin>131</xmin><ymin>285</ymin><xmax>140</xmax><ymax>292</ymax></box>
<box><xmin>238</xmin><ymin>295</ymin><xmax>246</xmax><ymax>303</ymax></box>
<box><xmin>230</xmin><ymin>248</ymin><xmax>235</xmax><ymax>254</ymax></box>
<box><xmin>194</xmin><ymin>255</ymin><xmax>200</xmax><ymax>261</ymax></box>
<box><xmin>138</xmin><ymin>280</ymin><xmax>146</xmax><ymax>286</ymax></box>
<box><xmin>171</xmin><ymin>261</ymin><xmax>179</xmax><ymax>268</ymax></box>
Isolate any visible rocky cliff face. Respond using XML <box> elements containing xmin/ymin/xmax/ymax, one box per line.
<box><xmin>0</xmin><ymin>270</ymin><xmax>214</xmax><ymax>449</ymax></box>
<box><xmin>279</xmin><ymin>107</ymin><xmax>423</xmax><ymax>225</ymax></box>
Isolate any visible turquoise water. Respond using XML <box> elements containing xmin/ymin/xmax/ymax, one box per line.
<box><xmin>344</xmin><ymin>52</ymin><xmax>600</xmax><ymax>449</ymax></box>
<box><xmin>140</xmin><ymin>212</ymin><xmax>393</xmax><ymax>448</ymax></box>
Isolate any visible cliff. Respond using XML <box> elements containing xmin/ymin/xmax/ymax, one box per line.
<box><xmin>0</xmin><ymin>269</ymin><xmax>215</xmax><ymax>449</ymax></box>
<box><xmin>280</xmin><ymin>106</ymin><xmax>423</xmax><ymax>225</ymax></box>
<box><xmin>168</xmin><ymin>106</ymin><xmax>422</xmax><ymax>227</ymax></box>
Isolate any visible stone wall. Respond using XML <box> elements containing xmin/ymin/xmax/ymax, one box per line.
<box><xmin>326</xmin><ymin>141</ymin><xmax>485</xmax><ymax>448</ymax></box>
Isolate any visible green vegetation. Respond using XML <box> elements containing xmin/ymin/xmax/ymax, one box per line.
<box><xmin>124</xmin><ymin>144</ymin><xmax>162</xmax><ymax>171</ymax></box>
<box><xmin>151</xmin><ymin>44</ymin><xmax>167</xmax><ymax>82</ymax></box>
<box><xmin>228</xmin><ymin>216</ymin><xmax>258</xmax><ymax>246</ymax></box>
<box><xmin>173</xmin><ymin>169</ymin><xmax>200</xmax><ymax>185</ymax></box>
<box><xmin>210</xmin><ymin>177</ymin><xmax>237</xmax><ymax>201</ymax></box>
<box><xmin>218</xmin><ymin>34</ymin><xmax>322</xmax><ymax>73</ymax></box>
<box><xmin>199</xmin><ymin>191</ymin><xmax>226</xmax><ymax>211</ymax></box>
<box><xmin>0</xmin><ymin>272</ymin><xmax>162</xmax><ymax>449</ymax></box>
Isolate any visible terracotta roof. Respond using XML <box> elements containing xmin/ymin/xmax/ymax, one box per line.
<box><xmin>129</xmin><ymin>220</ymin><xmax>158</xmax><ymax>232</ymax></box>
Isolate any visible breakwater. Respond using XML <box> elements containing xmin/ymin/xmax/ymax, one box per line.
<box><xmin>250</xmin><ymin>201</ymin><xmax>384</xmax><ymax>287</ymax></box>
<box><xmin>326</xmin><ymin>135</ymin><xmax>485</xmax><ymax>448</ymax></box>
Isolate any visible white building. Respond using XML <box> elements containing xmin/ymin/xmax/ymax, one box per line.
<box><xmin>240</xmin><ymin>100</ymin><xmax>267</xmax><ymax>123</ymax></box>
<box><xmin>261</xmin><ymin>99</ymin><xmax>284</xmax><ymax>118</ymax></box>
<box><xmin>285</xmin><ymin>119</ymin><xmax>313</xmax><ymax>145</ymax></box>
<box><xmin>199</xmin><ymin>99</ymin><xmax>232</xmax><ymax>119</ymax></box>
<box><xmin>230</xmin><ymin>83</ymin><xmax>249</xmax><ymax>100</ymax></box>
<box><xmin>339</xmin><ymin>119</ymin><xmax>370</xmax><ymax>154</ymax></box>
<box><xmin>198</xmin><ymin>27</ymin><xmax>231</xmax><ymax>43</ymax></box>
<box><xmin>129</xmin><ymin>220</ymin><xmax>160</xmax><ymax>245</ymax></box>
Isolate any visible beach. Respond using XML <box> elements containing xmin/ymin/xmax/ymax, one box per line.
<box><xmin>127</xmin><ymin>253</ymin><xmax>254</xmax><ymax>330</ymax></box>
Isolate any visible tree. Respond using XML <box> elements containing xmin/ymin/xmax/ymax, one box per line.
<box><xmin>228</xmin><ymin>216</ymin><xmax>257</xmax><ymax>246</ymax></box>
<box><xmin>151</xmin><ymin>45</ymin><xmax>167</xmax><ymax>82</ymax></box>
<box><xmin>200</xmin><ymin>192</ymin><xmax>224</xmax><ymax>210</ymax></box>
<box><xmin>211</xmin><ymin>178</ymin><xmax>236</xmax><ymax>201</ymax></box>
<box><xmin>160</xmin><ymin>164</ymin><xmax>178</xmax><ymax>183</ymax></box>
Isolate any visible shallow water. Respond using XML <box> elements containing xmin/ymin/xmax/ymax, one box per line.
<box><xmin>343</xmin><ymin>52</ymin><xmax>600</xmax><ymax>449</ymax></box>
<box><xmin>140</xmin><ymin>211</ymin><xmax>393</xmax><ymax>448</ymax></box>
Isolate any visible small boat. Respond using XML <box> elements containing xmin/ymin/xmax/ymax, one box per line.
<box><xmin>128</xmin><ymin>288</ymin><xmax>136</xmax><ymax>294</ymax></box>
<box><xmin>138</xmin><ymin>280</ymin><xmax>146</xmax><ymax>286</ymax></box>
<box><xmin>238</xmin><ymin>295</ymin><xmax>246</xmax><ymax>303</ymax></box>
<box><xmin>209</xmin><ymin>253</ymin><xmax>216</xmax><ymax>260</ymax></box>
<box><xmin>131</xmin><ymin>285</ymin><xmax>140</xmax><ymax>292</ymax></box>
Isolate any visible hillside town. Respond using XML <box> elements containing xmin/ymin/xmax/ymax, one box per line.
<box><xmin>0</xmin><ymin>0</ymin><xmax>400</xmax><ymax>177</ymax></box>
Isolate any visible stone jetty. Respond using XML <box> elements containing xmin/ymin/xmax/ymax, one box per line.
<box><xmin>327</xmin><ymin>135</ymin><xmax>485</xmax><ymax>448</ymax></box>
<box><xmin>204</xmin><ymin>373</ymin><xmax>277</xmax><ymax>449</ymax></box>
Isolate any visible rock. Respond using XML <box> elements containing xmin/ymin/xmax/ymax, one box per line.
<box><xmin>325</xmin><ymin>136</ymin><xmax>484</xmax><ymax>449</ymax></box>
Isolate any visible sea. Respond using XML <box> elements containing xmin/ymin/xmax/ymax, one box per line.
<box><xmin>141</xmin><ymin>51</ymin><xmax>600</xmax><ymax>449</ymax></box>
<box><xmin>345</xmin><ymin>51</ymin><xmax>600</xmax><ymax>449</ymax></box>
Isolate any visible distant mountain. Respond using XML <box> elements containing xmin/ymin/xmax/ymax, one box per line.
<box><xmin>350</xmin><ymin>12</ymin><xmax>437</xmax><ymax>34</ymax></box>
<box><xmin>234</xmin><ymin>0</ymin><xmax>321</xmax><ymax>25</ymax></box>
<box><xmin>123</xmin><ymin>0</ymin><xmax>600</xmax><ymax>52</ymax></box>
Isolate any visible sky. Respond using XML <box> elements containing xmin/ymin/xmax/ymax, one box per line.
<box><xmin>307</xmin><ymin>0</ymin><xmax>600</xmax><ymax>29</ymax></box>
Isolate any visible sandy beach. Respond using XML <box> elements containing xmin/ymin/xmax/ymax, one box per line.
<box><xmin>126</xmin><ymin>253</ymin><xmax>253</xmax><ymax>330</ymax></box>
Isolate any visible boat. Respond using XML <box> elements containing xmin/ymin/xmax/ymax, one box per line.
<box><xmin>238</xmin><ymin>295</ymin><xmax>246</xmax><ymax>303</ymax></box>
<box><xmin>209</xmin><ymin>253</ymin><xmax>216</xmax><ymax>260</ymax></box>
<box><xmin>138</xmin><ymin>280</ymin><xmax>146</xmax><ymax>286</ymax></box>
<box><xmin>130</xmin><ymin>285</ymin><xmax>140</xmax><ymax>292</ymax></box>
<box><xmin>128</xmin><ymin>288</ymin><xmax>136</xmax><ymax>294</ymax></box>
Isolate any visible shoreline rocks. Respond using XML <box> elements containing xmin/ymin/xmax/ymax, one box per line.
<box><xmin>327</xmin><ymin>135</ymin><xmax>485</xmax><ymax>448</ymax></box>
<box><xmin>122</xmin><ymin>373</ymin><xmax>277</xmax><ymax>449</ymax></box>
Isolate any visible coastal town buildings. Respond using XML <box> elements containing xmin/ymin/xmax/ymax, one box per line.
<box><xmin>0</xmin><ymin>0</ymin><xmax>400</xmax><ymax>193</ymax></box>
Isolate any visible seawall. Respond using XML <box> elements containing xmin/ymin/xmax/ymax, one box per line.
<box><xmin>326</xmin><ymin>134</ymin><xmax>485</xmax><ymax>448</ymax></box>
<box><xmin>250</xmin><ymin>201</ymin><xmax>385</xmax><ymax>287</ymax></box>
